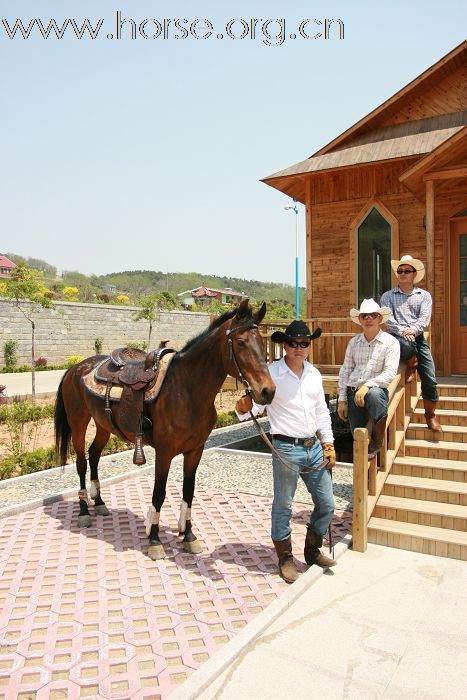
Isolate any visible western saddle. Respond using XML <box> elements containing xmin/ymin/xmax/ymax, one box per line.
<box><xmin>94</xmin><ymin>346</ymin><xmax>173</xmax><ymax>465</ymax></box>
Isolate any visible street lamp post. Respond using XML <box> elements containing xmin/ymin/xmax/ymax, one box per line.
<box><xmin>284</xmin><ymin>201</ymin><xmax>299</xmax><ymax>319</ymax></box>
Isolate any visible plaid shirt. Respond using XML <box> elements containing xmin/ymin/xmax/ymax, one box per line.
<box><xmin>338</xmin><ymin>330</ymin><xmax>400</xmax><ymax>402</ymax></box>
<box><xmin>380</xmin><ymin>286</ymin><xmax>432</xmax><ymax>337</ymax></box>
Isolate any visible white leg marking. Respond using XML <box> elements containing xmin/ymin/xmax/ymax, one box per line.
<box><xmin>178</xmin><ymin>501</ymin><xmax>192</xmax><ymax>534</ymax></box>
<box><xmin>78</xmin><ymin>488</ymin><xmax>90</xmax><ymax>505</ymax></box>
<box><xmin>145</xmin><ymin>505</ymin><xmax>160</xmax><ymax>537</ymax></box>
<box><xmin>89</xmin><ymin>480</ymin><xmax>100</xmax><ymax>499</ymax></box>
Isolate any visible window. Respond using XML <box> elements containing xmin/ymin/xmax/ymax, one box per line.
<box><xmin>357</xmin><ymin>207</ymin><xmax>392</xmax><ymax>304</ymax></box>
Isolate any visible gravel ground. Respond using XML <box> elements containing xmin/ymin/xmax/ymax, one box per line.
<box><xmin>0</xmin><ymin>419</ymin><xmax>353</xmax><ymax>515</ymax></box>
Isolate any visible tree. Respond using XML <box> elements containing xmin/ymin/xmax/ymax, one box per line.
<box><xmin>2</xmin><ymin>264</ymin><xmax>52</xmax><ymax>402</ymax></box>
<box><xmin>132</xmin><ymin>292</ymin><xmax>177</xmax><ymax>347</ymax></box>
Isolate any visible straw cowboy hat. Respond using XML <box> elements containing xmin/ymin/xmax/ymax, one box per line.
<box><xmin>391</xmin><ymin>255</ymin><xmax>425</xmax><ymax>284</ymax></box>
<box><xmin>350</xmin><ymin>298</ymin><xmax>391</xmax><ymax>325</ymax></box>
<box><xmin>271</xmin><ymin>320</ymin><xmax>322</xmax><ymax>343</ymax></box>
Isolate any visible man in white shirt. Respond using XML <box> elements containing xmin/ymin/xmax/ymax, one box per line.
<box><xmin>338</xmin><ymin>299</ymin><xmax>400</xmax><ymax>459</ymax></box>
<box><xmin>236</xmin><ymin>320</ymin><xmax>336</xmax><ymax>584</ymax></box>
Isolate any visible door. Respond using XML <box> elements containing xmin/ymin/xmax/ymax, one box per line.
<box><xmin>450</xmin><ymin>217</ymin><xmax>467</xmax><ymax>374</ymax></box>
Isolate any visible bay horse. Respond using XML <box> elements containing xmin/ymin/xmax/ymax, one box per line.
<box><xmin>54</xmin><ymin>299</ymin><xmax>275</xmax><ymax>559</ymax></box>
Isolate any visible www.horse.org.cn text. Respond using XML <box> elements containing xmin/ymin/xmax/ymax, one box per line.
<box><xmin>1</xmin><ymin>14</ymin><xmax>345</xmax><ymax>46</ymax></box>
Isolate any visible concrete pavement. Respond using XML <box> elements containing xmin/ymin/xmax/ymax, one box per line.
<box><xmin>173</xmin><ymin>543</ymin><xmax>467</xmax><ymax>699</ymax></box>
<box><xmin>0</xmin><ymin>369</ymin><xmax>65</xmax><ymax>400</ymax></box>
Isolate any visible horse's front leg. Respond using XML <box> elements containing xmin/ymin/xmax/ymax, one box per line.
<box><xmin>178</xmin><ymin>446</ymin><xmax>204</xmax><ymax>554</ymax></box>
<box><xmin>88</xmin><ymin>425</ymin><xmax>111</xmax><ymax>516</ymax></box>
<box><xmin>146</xmin><ymin>451</ymin><xmax>171</xmax><ymax>561</ymax></box>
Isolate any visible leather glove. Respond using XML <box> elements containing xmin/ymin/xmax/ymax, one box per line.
<box><xmin>322</xmin><ymin>443</ymin><xmax>336</xmax><ymax>469</ymax></box>
<box><xmin>235</xmin><ymin>395</ymin><xmax>253</xmax><ymax>415</ymax></box>
<box><xmin>337</xmin><ymin>401</ymin><xmax>348</xmax><ymax>421</ymax></box>
<box><xmin>354</xmin><ymin>385</ymin><xmax>369</xmax><ymax>407</ymax></box>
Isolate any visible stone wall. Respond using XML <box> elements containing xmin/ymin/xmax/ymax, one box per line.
<box><xmin>0</xmin><ymin>299</ymin><xmax>210</xmax><ymax>367</ymax></box>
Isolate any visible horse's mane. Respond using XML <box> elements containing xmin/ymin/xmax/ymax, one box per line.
<box><xmin>177</xmin><ymin>305</ymin><xmax>254</xmax><ymax>356</ymax></box>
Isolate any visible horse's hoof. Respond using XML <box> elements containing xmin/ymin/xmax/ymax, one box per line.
<box><xmin>148</xmin><ymin>544</ymin><xmax>166</xmax><ymax>560</ymax></box>
<box><xmin>94</xmin><ymin>504</ymin><xmax>110</xmax><ymax>516</ymax></box>
<box><xmin>183</xmin><ymin>539</ymin><xmax>202</xmax><ymax>554</ymax></box>
<box><xmin>78</xmin><ymin>515</ymin><xmax>92</xmax><ymax>528</ymax></box>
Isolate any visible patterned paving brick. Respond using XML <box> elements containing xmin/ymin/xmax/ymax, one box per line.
<box><xmin>0</xmin><ymin>473</ymin><xmax>351</xmax><ymax>698</ymax></box>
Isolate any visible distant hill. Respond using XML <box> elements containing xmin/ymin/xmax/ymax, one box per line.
<box><xmin>6</xmin><ymin>253</ymin><xmax>306</xmax><ymax>307</ymax></box>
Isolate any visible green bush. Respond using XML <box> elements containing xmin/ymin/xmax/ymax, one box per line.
<box><xmin>3</xmin><ymin>340</ymin><xmax>18</xmax><ymax>370</ymax></box>
<box><xmin>94</xmin><ymin>337</ymin><xmax>103</xmax><ymax>354</ymax></box>
<box><xmin>0</xmin><ymin>456</ymin><xmax>16</xmax><ymax>480</ymax></box>
<box><xmin>19</xmin><ymin>447</ymin><xmax>56</xmax><ymax>474</ymax></box>
<box><xmin>215</xmin><ymin>411</ymin><xmax>239</xmax><ymax>428</ymax></box>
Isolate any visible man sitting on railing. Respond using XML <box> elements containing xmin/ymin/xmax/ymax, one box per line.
<box><xmin>380</xmin><ymin>255</ymin><xmax>442</xmax><ymax>432</ymax></box>
<box><xmin>337</xmin><ymin>300</ymin><xmax>400</xmax><ymax>460</ymax></box>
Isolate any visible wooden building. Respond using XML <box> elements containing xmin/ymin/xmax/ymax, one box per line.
<box><xmin>263</xmin><ymin>41</ymin><xmax>467</xmax><ymax>375</ymax></box>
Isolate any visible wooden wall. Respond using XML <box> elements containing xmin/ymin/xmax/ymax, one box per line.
<box><xmin>306</xmin><ymin>161</ymin><xmax>467</xmax><ymax>374</ymax></box>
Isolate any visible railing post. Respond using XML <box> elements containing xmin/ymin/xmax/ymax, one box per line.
<box><xmin>352</xmin><ymin>427</ymin><xmax>368</xmax><ymax>552</ymax></box>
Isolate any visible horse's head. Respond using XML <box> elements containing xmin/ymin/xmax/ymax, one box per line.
<box><xmin>226</xmin><ymin>299</ymin><xmax>275</xmax><ymax>405</ymax></box>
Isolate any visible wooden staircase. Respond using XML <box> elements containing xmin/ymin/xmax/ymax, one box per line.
<box><xmin>367</xmin><ymin>382</ymin><xmax>467</xmax><ymax>560</ymax></box>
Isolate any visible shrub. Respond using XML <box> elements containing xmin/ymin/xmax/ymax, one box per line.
<box><xmin>0</xmin><ymin>456</ymin><xmax>16</xmax><ymax>480</ymax></box>
<box><xmin>115</xmin><ymin>295</ymin><xmax>129</xmax><ymax>305</ymax></box>
<box><xmin>19</xmin><ymin>447</ymin><xmax>56</xmax><ymax>474</ymax></box>
<box><xmin>102</xmin><ymin>435</ymin><xmax>131</xmax><ymax>455</ymax></box>
<box><xmin>34</xmin><ymin>356</ymin><xmax>48</xmax><ymax>368</ymax></box>
<box><xmin>98</xmin><ymin>294</ymin><xmax>110</xmax><ymax>303</ymax></box>
<box><xmin>4</xmin><ymin>340</ymin><xmax>18</xmax><ymax>370</ymax></box>
<box><xmin>215</xmin><ymin>411</ymin><xmax>239</xmax><ymax>428</ymax></box>
<box><xmin>94</xmin><ymin>337</ymin><xmax>103</xmax><ymax>354</ymax></box>
<box><xmin>127</xmin><ymin>341</ymin><xmax>148</xmax><ymax>350</ymax></box>
<box><xmin>63</xmin><ymin>286</ymin><xmax>79</xmax><ymax>302</ymax></box>
<box><xmin>66</xmin><ymin>355</ymin><xmax>85</xmax><ymax>367</ymax></box>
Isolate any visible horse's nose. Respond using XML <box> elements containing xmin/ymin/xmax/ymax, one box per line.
<box><xmin>261</xmin><ymin>386</ymin><xmax>275</xmax><ymax>404</ymax></box>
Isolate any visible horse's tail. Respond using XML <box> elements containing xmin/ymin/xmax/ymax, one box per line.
<box><xmin>54</xmin><ymin>371</ymin><xmax>71</xmax><ymax>466</ymax></box>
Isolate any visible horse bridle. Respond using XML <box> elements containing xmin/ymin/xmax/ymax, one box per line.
<box><xmin>226</xmin><ymin>320</ymin><xmax>334</xmax><ymax>556</ymax></box>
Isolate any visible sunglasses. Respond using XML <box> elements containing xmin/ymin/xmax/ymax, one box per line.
<box><xmin>286</xmin><ymin>340</ymin><xmax>311</xmax><ymax>349</ymax></box>
<box><xmin>396</xmin><ymin>268</ymin><xmax>415</xmax><ymax>275</ymax></box>
<box><xmin>359</xmin><ymin>312</ymin><xmax>380</xmax><ymax>320</ymax></box>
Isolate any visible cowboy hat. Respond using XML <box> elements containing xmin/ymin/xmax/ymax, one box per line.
<box><xmin>271</xmin><ymin>320</ymin><xmax>322</xmax><ymax>343</ymax></box>
<box><xmin>350</xmin><ymin>299</ymin><xmax>391</xmax><ymax>325</ymax></box>
<box><xmin>391</xmin><ymin>255</ymin><xmax>425</xmax><ymax>284</ymax></box>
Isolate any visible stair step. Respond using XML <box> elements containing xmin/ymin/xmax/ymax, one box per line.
<box><xmin>412</xmin><ymin>408</ymin><xmax>467</xmax><ymax>426</ymax></box>
<box><xmin>406</xmin><ymin>423</ymin><xmax>467</xmax><ymax>442</ymax></box>
<box><xmin>367</xmin><ymin>517</ymin><xmax>467</xmax><ymax>559</ymax></box>
<box><xmin>404</xmin><ymin>438</ymin><xmax>467</xmax><ymax>461</ymax></box>
<box><xmin>436</xmin><ymin>384</ymin><xmax>467</xmax><ymax>398</ymax></box>
<box><xmin>426</xmin><ymin>396</ymin><xmax>467</xmax><ymax>411</ymax></box>
<box><xmin>376</xmin><ymin>494</ymin><xmax>467</xmax><ymax>527</ymax></box>
<box><xmin>393</xmin><ymin>455</ymin><xmax>467</xmax><ymax>481</ymax></box>
<box><xmin>383</xmin><ymin>474</ymin><xmax>467</xmax><ymax>505</ymax></box>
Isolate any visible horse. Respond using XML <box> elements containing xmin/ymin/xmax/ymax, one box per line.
<box><xmin>54</xmin><ymin>299</ymin><xmax>276</xmax><ymax>559</ymax></box>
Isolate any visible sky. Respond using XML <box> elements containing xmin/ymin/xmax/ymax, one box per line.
<box><xmin>1</xmin><ymin>1</ymin><xmax>466</xmax><ymax>285</ymax></box>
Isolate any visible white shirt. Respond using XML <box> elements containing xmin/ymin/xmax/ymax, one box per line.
<box><xmin>237</xmin><ymin>357</ymin><xmax>333</xmax><ymax>443</ymax></box>
<box><xmin>338</xmin><ymin>330</ymin><xmax>400</xmax><ymax>402</ymax></box>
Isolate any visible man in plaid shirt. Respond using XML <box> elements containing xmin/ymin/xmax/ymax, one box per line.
<box><xmin>380</xmin><ymin>255</ymin><xmax>442</xmax><ymax>432</ymax></box>
<box><xmin>338</xmin><ymin>299</ymin><xmax>400</xmax><ymax>459</ymax></box>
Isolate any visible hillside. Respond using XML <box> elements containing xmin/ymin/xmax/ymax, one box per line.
<box><xmin>6</xmin><ymin>253</ymin><xmax>306</xmax><ymax>307</ymax></box>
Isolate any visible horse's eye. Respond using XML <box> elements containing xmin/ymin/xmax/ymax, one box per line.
<box><xmin>236</xmin><ymin>339</ymin><xmax>246</xmax><ymax>348</ymax></box>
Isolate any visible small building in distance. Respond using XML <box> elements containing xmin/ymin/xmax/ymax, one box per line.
<box><xmin>0</xmin><ymin>255</ymin><xmax>17</xmax><ymax>278</ymax></box>
<box><xmin>178</xmin><ymin>285</ymin><xmax>247</xmax><ymax>308</ymax></box>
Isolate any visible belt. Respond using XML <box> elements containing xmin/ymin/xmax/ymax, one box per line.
<box><xmin>272</xmin><ymin>434</ymin><xmax>317</xmax><ymax>447</ymax></box>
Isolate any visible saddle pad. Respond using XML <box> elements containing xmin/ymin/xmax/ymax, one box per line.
<box><xmin>82</xmin><ymin>353</ymin><xmax>175</xmax><ymax>404</ymax></box>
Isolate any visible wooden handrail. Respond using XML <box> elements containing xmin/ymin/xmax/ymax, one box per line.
<box><xmin>352</xmin><ymin>371</ymin><xmax>421</xmax><ymax>552</ymax></box>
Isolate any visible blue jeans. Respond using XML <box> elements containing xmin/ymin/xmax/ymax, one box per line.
<box><xmin>392</xmin><ymin>334</ymin><xmax>438</xmax><ymax>402</ymax></box>
<box><xmin>347</xmin><ymin>386</ymin><xmax>388</xmax><ymax>431</ymax></box>
<box><xmin>271</xmin><ymin>439</ymin><xmax>334</xmax><ymax>541</ymax></box>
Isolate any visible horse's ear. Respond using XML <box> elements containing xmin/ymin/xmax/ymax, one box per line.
<box><xmin>234</xmin><ymin>298</ymin><xmax>250</xmax><ymax>321</ymax></box>
<box><xmin>255</xmin><ymin>301</ymin><xmax>267</xmax><ymax>324</ymax></box>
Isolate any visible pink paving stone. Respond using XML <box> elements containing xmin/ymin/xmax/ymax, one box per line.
<box><xmin>0</xmin><ymin>474</ymin><xmax>351</xmax><ymax>698</ymax></box>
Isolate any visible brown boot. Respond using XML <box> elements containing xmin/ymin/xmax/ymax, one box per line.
<box><xmin>304</xmin><ymin>529</ymin><xmax>336</xmax><ymax>568</ymax></box>
<box><xmin>368</xmin><ymin>416</ymin><xmax>387</xmax><ymax>460</ymax></box>
<box><xmin>405</xmin><ymin>356</ymin><xmax>418</xmax><ymax>384</ymax></box>
<box><xmin>273</xmin><ymin>538</ymin><xmax>300</xmax><ymax>584</ymax></box>
<box><xmin>423</xmin><ymin>399</ymin><xmax>443</xmax><ymax>432</ymax></box>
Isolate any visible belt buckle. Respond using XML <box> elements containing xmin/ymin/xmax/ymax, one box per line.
<box><xmin>303</xmin><ymin>437</ymin><xmax>315</xmax><ymax>448</ymax></box>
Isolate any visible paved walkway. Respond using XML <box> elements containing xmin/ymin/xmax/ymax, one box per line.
<box><xmin>180</xmin><ymin>544</ymin><xmax>467</xmax><ymax>700</ymax></box>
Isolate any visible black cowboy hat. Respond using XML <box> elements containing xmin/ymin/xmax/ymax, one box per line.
<box><xmin>271</xmin><ymin>320</ymin><xmax>322</xmax><ymax>343</ymax></box>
